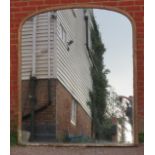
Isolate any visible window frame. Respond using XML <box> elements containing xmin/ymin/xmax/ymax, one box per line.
<box><xmin>59</xmin><ymin>23</ymin><xmax>67</xmax><ymax>44</ymax></box>
<box><xmin>70</xmin><ymin>99</ymin><xmax>77</xmax><ymax>126</ymax></box>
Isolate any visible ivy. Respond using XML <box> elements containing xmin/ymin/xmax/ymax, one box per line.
<box><xmin>88</xmin><ymin>14</ymin><xmax>110</xmax><ymax>139</ymax></box>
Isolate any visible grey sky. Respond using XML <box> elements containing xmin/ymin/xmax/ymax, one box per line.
<box><xmin>93</xmin><ymin>9</ymin><xmax>133</xmax><ymax>96</ymax></box>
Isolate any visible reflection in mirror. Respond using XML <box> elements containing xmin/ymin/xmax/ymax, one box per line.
<box><xmin>21</xmin><ymin>8</ymin><xmax>133</xmax><ymax>144</ymax></box>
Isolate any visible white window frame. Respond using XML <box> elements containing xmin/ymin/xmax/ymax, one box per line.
<box><xmin>70</xmin><ymin>99</ymin><xmax>77</xmax><ymax>126</ymax></box>
<box><xmin>59</xmin><ymin>23</ymin><xmax>67</xmax><ymax>44</ymax></box>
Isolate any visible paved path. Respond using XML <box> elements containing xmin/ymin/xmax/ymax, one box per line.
<box><xmin>11</xmin><ymin>145</ymin><xmax>144</xmax><ymax>155</ymax></box>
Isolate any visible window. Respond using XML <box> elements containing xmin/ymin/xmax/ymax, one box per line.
<box><xmin>71</xmin><ymin>99</ymin><xmax>77</xmax><ymax>125</ymax></box>
<box><xmin>60</xmin><ymin>23</ymin><xmax>67</xmax><ymax>44</ymax></box>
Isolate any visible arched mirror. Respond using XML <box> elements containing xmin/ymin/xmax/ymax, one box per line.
<box><xmin>20</xmin><ymin>8</ymin><xmax>134</xmax><ymax>145</ymax></box>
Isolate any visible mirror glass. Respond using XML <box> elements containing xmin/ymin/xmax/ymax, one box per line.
<box><xmin>21</xmin><ymin>8</ymin><xmax>134</xmax><ymax>144</ymax></box>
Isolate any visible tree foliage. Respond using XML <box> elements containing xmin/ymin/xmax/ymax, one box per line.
<box><xmin>88</xmin><ymin>15</ymin><xmax>110</xmax><ymax>139</ymax></box>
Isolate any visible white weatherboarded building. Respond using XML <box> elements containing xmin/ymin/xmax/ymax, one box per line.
<box><xmin>21</xmin><ymin>9</ymin><xmax>94</xmax><ymax>141</ymax></box>
<box><xmin>22</xmin><ymin>9</ymin><xmax>93</xmax><ymax>116</ymax></box>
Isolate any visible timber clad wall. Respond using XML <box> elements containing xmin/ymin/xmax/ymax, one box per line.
<box><xmin>11</xmin><ymin>0</ymin><xmax>144</xmax><ymax>141</ymax></box>
<box><xmin>21</xmin><ymin>12</ymin><xmax>55</xmax><ymax>79</ymax></box>
<box><xmin>56</xmin><ymin>10</ymin><xmax>92</xmax><ymax>116</ymax></box>
<box><xmin>21</xmin><ymin>19</ymin><xmax>33</xmax><ymax>79</ymax></box>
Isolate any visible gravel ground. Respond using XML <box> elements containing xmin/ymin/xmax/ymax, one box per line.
<box><xmin>11</xmin><ymin>145</ymin><xmax>144</xmax><ymax>155</ymax></box>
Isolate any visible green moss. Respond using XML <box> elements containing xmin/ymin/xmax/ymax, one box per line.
<box><xmin>139</xmin><ymin>132</ymin><xmax>144</xmax><ymax>143</ymax></box>
<box><xmin>10</xmin><ymin>132</ymin><xmax>17</xmax><ymax>146</ymax></box>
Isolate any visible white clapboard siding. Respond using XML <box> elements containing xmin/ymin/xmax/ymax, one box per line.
<box><xmin>21</xmin><ymin>19</ymin><xmax>33</xmax><ymax>79</ymax></box>
<box><xmin>21</xmin><ymin>12</ymin><xmax>55</xmax><ymax>80</ymax></box>
<box><xmin>36</xmin><ymin>13</ymin><xmax>48</xmax><ymax>78</ymax></box>
<box><xmin>56</xmin><ymin>9</ymin><xmax>92</xmax><ymax>116</ymax></box>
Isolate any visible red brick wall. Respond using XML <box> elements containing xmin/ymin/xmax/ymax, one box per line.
<box><xmin>22</xmin><ymin>79</ymin><xmax>56</xmax><ymax>132</ymax></box>
<box><xmin>22</xmin><ymin>79</ymin><xmax>56</xmax><ymax>120</ymax></box>
<box><xmin>10</xmin><ymin>0</ymin><xmax>144</xmax><ymax>142</ymax></box>
<box><xmin>56</xmin><ymin>81</ymin><xmax>91</xmax><ymax>141</ymax></box>
<box><xmin>22</xmin><ymin>78</ymin><xmax>91</xmax><ymax>141</ymax></box>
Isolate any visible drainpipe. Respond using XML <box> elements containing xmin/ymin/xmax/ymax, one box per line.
<box><xmin>85</xmin><ymin>15</ymin><xmax>89</xmax><ymax>51</ymax></box>
<box><xmin>29</xmin><ymin>16</ymin><xmax>37</xmax><ymax>141</ymax></box>
<box><xmin>47</xmin><ymin>12</ymin><xmax>52</xmax><ymax>105</ymax></box>
<box><xmin>85</xmin><ymin>14</ymin><xmax>94</xmax><ymax>138</ymax></box>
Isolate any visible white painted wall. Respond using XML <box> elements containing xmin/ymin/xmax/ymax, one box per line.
<box><xmin>21</xmin><ymin>12</ymin><xmax>55</xmax><ymax>79</ymax></box>
<box><xmin>21</xmin><ymin>18</ymin><xmax>33</xmax><ymax>79</ymax></box>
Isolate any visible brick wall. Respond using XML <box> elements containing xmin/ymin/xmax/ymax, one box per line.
<box><xmin>11</xmin><ymin>0</ymin><xmax>144</xmax><ymax>142</ymax></box>
<box><xmin>21</xmin><ymin>79</ymin><xmax>91</xmax><ymax>141</ymax></box>
<box><xmin>56</xmin><ymin>81</ymin><xmax>91</xmax><ymax>141</ymax></box>
<box><xmin>22</xmin><ymin>79</ymin><xmax>56</xmax><ymax>135</ymax></box>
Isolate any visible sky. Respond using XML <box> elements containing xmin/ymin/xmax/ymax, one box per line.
<box><xmin>93</xmin><ymin>9</ymin><xmax>133</xmax><ymax>97</ymax></box>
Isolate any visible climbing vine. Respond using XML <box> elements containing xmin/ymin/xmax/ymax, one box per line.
<box><xmin>88</xmin><ymin>14</ymin><xmax>110</xmax><ymax>139</ymax></box>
